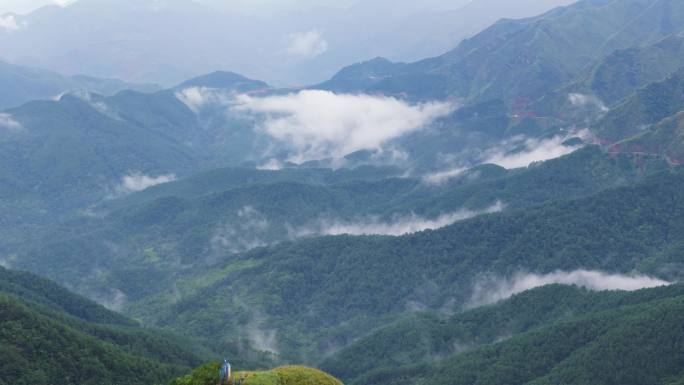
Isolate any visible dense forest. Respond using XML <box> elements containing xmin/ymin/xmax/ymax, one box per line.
<box><xmin>0</xmin><ymin>267</ymin><xmax>206</xmax><ymax>384</ymax></box>
<box><xmin>140</xmin><ymin>167</ymin><xmax>684</xmax><ymax>360</ymax></box>
<box><xmin>4</xmin><ymin>0</ymin><xmax>684</xmax><ymax>383</ymax></box>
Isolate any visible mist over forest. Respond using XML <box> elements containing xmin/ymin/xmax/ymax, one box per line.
<box><xmin>2</xmin><ymin>1</ymin><xmax>684</xmax><ymax>385</ymax></box>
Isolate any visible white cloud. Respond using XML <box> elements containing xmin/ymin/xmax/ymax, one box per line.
<box><xmin>256</xmin><ymin>159</ymin><xmax>283</xmax><ymax>170</ymax></box>
<box><xmin>233</xmin><ymin>90</ymin><xmax>453</xmax><ymax>163</ymax></box>
<box><xmin>0</xmin><ymin>15</ymin><xmax>19</xmax><ymax>31</ymax></box>
<box><xmin>568</xmin><ymin>93</ymin><xmax>609</xmax><ymax>112</ymax></box>
<box><xmin>175</xmin><ymin>87</ymin><xmax>232</xmax><ymax>113</ymax></box>
<box><xmin>0</xmin><ymin>113</ymin><xmax>22</xmax><ymax>131</ymax></box>
<box><xmin>246</xmin><ymin>310</ymin><xmax>279</xmax><ymax>354</ymax></box>
<box><xmin>468</xmin><ymin>270</ymin><xmax>671</xmax><ymax>308</ymax></box>
<box><xmin>0</xmin><ymin>254</ymin><xmax>16</xmax><ymax>269</ymax></box>
<box><xmin>53</xmin><ymin>0</ymin><xmax>76</xmax><ymax>7</ymax></box>
<box><xmin>285</xmin><ymin>29</ymin><xmax>329</xmax><ymax>59</ymax></box>
<box><xmin>211</xmin><ymin>206</ymin><xmax>271</xmax><ymax>254</ymax></box>
<box><xmin>484</xmin><ymin>131</ymin><xmax>588</xmax><ymax>169</ymax></box>
<box><xmin>91</xmin><ymin>287</ymin><xmax>127</xmax><ymax>312</ymax></box>
<box><xmin>292</xmin><ymin>201</ymin><xmax>504</xmax><ymax>237</ymax></box>
<box><xmin>73</xmin><ymin>91</ymin><xmax>119</xmax><ymax>119</ymax></box>
<box><xmin>422</xmin><ymin>167</ymin><xmax>468</xmax><ymax>185</ymax></box>
<box><xmin>116</xmin><ymin>172</ymin><xmax>176</xmax><ymax>194</ymax></box>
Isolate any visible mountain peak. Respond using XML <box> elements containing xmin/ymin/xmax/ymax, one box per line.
<box><xmin>176</xmin><ymin>71</ymin><xmax>270</xmax><ymax>92</ymax></box>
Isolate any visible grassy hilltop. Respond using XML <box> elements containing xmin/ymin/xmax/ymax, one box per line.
<box><xmin>171</xmin><ymin>364</ymin><xmax>343</xmax><ymax>385</ymax></box>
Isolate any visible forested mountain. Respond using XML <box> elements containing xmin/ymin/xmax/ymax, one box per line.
<box><xmin>3</xmin><ymin>0</ymin><xmax>684</xmax><ymax>383</ymax></box>
<box><xmin>323</xmin><ymin>284</ymin><xmax>684</xmax><ymax>385</ymax></box>
<box><xmin>0</xmin><ymin>266</ymin><xmax>208</xmax><ymax>385</ymax></box>
<box><xmin>0</xmin><ymin>0</ymin><xmax>573</xmax><ymax>86</ymax></box>
<box><xmin>176</xmin><ymin>71</ymin><xmax>270</xmax><ymax>92</ymax></box>
<box><xmin>321</xmin><ymin>0</ymin><xmax>684</xmax><ymax>103</ymax></box>
<box><xmin>597</xmin><ymin>67</ymin><xmax>684</xmax><ymax>140</ymax></box>
<box><xmin>4</xmin><ymin>146</ymin><xmax>659</xmax><ymax>321</ymax></box>
<box><xmin>0</xmin><ymin>60</ymin><xmax>158</xmax><ymax>110</ymax></box>
<box><xmin>12</xmin><ymin>0</ymin><xmax>684</xmax><ymax>235</ymax></box>
<box><xmin>573</xmin><ymin>34</ymin><xmax>684</xmax><ymax>106</ymax></box>
<box><xmin>125</xmin><ymin>164</ymin><xmax>682</xmax><ymax>360</ymax></box>
<box><xmin>0</xmin><ymin>71</ymin><xmax>278</xmax><ymax>234</ymax></box>
<box><xmin>619</xmin><ymin>110</ymin><xmax>684</xmax><ymax>162</ymax></box>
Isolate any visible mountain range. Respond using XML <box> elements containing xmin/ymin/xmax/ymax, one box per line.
<box><xmin>3</xmin><ymin>0</ymin><xmax>684</xmax><ymax>384</ymax></box>
<box><xmin>0</xmin><ymin>0</ymin><xmax>575</xmax><ymax>86</ymax></box>
<box><xmin>0</xmin><ymin>60</ymin><xmax>158</xmax><ymax>110</ymax></box>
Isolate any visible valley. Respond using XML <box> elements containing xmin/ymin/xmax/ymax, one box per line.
<box><xmin>3</xmin><ymin>0</ymin><xmax>684</xmax><ymax>384</ymax></box>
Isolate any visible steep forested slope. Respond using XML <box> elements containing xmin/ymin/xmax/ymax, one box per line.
<box><xmin>3</xmin><ymin>1</ymin><xmax>684</xmax><ymax>382</ymax></box>
<box><xmin>0</xmin><ymin>60</ymin><xmax>158</xmax><ymax>110</ymax></box>
<box><xmin>323</xmin><ymin>0</ymin><xmax>684</xmax><ymax>103</ymax></box>
<box><xmin>137</xmin><ymin>165</ymin><xmax>683</xmax><ymax>360</ymax></box>
<box><xmin>326</xmin><ymin>284</ymin><xmax>684</xmax><ymax>385</ymax></box>
<box><xmin>618</xmin><ymin>110</ymin><xmax>684</xmax><ymax>162</ymax></box>
<box><xmin>598</xmin><ymin>67</ymin><xmax>684</xmax><ymax>141</ymax></box>
<box><xmin>581</xmin><ymin>34</ymin><xmax>684</xmax><ymax>105</ymax></box>
<box><xmin>0</xmin><ymin>266</ymin><xmax>209</xmax><ymax>385</ymax></box>
<box><xmin>323</xmin><ymin>284</ymin><xmax>684</xmax><ymax>384</ymax></box>
<box><xmin>7</xmin><ymin>146</ymin><xmax>660</xmax><ymax>317</ymax></box>
<box><xmin>0</xmin><ymin>265</ymin><xmax>134</xmax><ymax>326</ymax></box>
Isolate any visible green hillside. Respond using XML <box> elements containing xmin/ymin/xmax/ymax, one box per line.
<box><xmin>171</xmin><ymin>364</ymin><xmax>342</xmax><ymax>385</ymax></box>
<box><xmin>0</xmin><ymin>294</ymin><xmax>197</xmax><ymax>385</ymax></box>
<box><xmin>325</xmin><ymin>283</ymin><xmax>684</xmax><ymax>385</ymax></box>
<box><xmin>584</xmin><ymin>34</ymin><xmax>684</xmax><ymax>105</ymax></box>
<box><xmin>136</xmin><ymin>165</ymin><xmax>682</xmax><ymax>360</ymax></box>
<box><xmin>0</xmin><ymin>93</ymin><xmax>197</xmax><ymax>216</ymax></box>
<box><xmin>323</xmin><ymin>284</ymin><xmax>684</xmax><ymax>384</ymax></box>
<box><xmin>7</xmin><ymin>146</ymin><xmax>659</xmax><ymax>318</ymax></box>
<box><xmin>325</xmin><ymin>0</ymin><xmax>684</xmax><ymax>103</ymax></box>
<box><xmin>0</xmin><ymin>265</ymin><xmax>213</xmax><ymax>385</ymax></box>
<box><xmin>0</xmin><ymin>60</ymin><xmax>158</xmax><ymax>110</ymax></box>
<box><xmin>4</xmin><ymin>0</ymin><xmax>684</xmax><ymax>383</ymax></box>
<box><xmin>0</xmin><ymin>265</ymin><xmax>134</xmax><ymax>326</ymax></box>
<box><xmin>531</xmin><ymin>33</ymin><xmax>684</xmax><ymax>122</ymax></box>
<box><xmin>598</xmin><ymin>67</ymin><xmax>684</xmax><ymax>142</ymax></box>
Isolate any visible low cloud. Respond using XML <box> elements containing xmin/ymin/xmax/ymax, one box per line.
<box><xmin>0</xmin><ymin>113</ymin><xmax>22</xmax><ymax>131</ymax></box>
<box><xmin>468</xmin><ymin>270</ymin><xmax>671</xmax><ymax>308</ymax></box>
<box><xmin>91</xmin><ymin>287</ymin><xmax>127</xmax><ymax>312</ymax></box>
<box><xmin>233</xmin><ymin>90</ymin><xmax>453</xmax><ymax>163</ymax></box>
<box><xmin>256</xmin><ymin>159</ymin><xmax>283</xmax><ymax>171</ymax></box>
<box><xmin>175</xmin><ymin>87</ymin><xmax>232</xmax><ymax>113</ymax></box>
<box><xmin>73</xmin><ymin>91</ymin><xmax>119</xmax><ymax>119</ymax></box>
<box><xmin>0</xmin><ymin>15</ymin><xmax>19</xmax><ymax>32</ymax></box>
<box><xmin>54</xmin><ymin>0</ymin><xmax>77</xmax><ymax>7</ymax></box>
<box><xmin>285</xmin><ymin>29</ymin><xmax>328</xmax><ymax>59</ymax></box>
<box><xmin>0</xmin><ymin>254</ymin><xmax>16</xmax><ymax>269</ymax></box>
<box><xmin>568</xmin><ymin>93</ymin><xmax>609</xmax><ymax>112</ymax></box>
<box><xmin>211</xmin><ymin>206</ymin><xmax>271</xmax><ymax>255</ymax></box>
<box><xmin>422</xmin><ymin>167</ymin><xmax>468</xmax><ymax>185</ymax></box>
<box><xmin>247</xmin><ymin>324</ymin><xmax>279</xmax><ymax>354</ymax></box>
<box><xmin>244</xmin><ymin>309</ymin><xmax>279</xmax><ymax>354</ymax></box>
<box><xmin>484</xmin><ymin>131</ymin><xmax>588</xmax><ymax>169</ymax></box>
<box><xmin>292</xmin><ymin>202</ymin><xmax>504</xmax><ymax>237</ymax></box>
<box><xmin>116</xmin><ymin>172</ymin><xmax>176</xmax><ymax>195</ymax></box>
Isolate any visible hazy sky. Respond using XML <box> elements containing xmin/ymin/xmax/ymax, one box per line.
<box><xmin>0</xmin><ymin>0</ymin><xmax>575</xmax><ymax>85</ymax></box>
<box><xmin>0</xmin><ymin>0</ymin><xmax>58</xmax><ymax>14</ymax></box>
<box><xmin>0</xmin><ymin>0</ymin><xmax>356</xmax><ymax>15</ymax></box>
<box><xmin>0</xmin><ymin>0</ymin><xmax>473</xmax><ymax>15</ymax></box>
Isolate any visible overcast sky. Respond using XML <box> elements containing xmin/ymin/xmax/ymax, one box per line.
<box><xmin>0</xmin><ymin>0</ymin><xmax>477</xmax><ymax>15</ymax></box>
<box><xmin>0</xmin><ymin>0</ymin><xmax>56</xmax><ymax>14</ymax></box>
<box><xmin>0</xmin><ymin>0</ymin><xmax>575</xmax><ymax>85</ymax></box>
<box><xmin>0</xmin><ymin>0</ymin><xmax>355</xmax><ymax>15</ymax></box>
